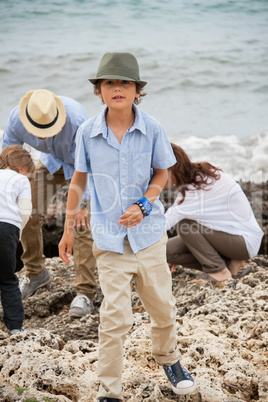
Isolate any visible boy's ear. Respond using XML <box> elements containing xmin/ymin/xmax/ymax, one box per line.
<box><xmin>98</xmin><ymin>92</ymin><xmax>103</xmax><ymax>100</ymax></box>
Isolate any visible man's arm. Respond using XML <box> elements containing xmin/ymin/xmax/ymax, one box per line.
<box><xmin>75</xmin><ymin>201</ymin><xmax>90</xmax><ymax>231</ymax></box>
<box><xmin>75</xmin><ymin>185</ymin><xmax>91</xmax><ymax>231</ymax></box>
<box><xmin>59</xmin><ymin>170</ymin><xmax>88</xmax><ymax>264</ymax></box>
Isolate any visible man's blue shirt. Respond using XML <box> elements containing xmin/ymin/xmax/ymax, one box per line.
<box><xmin>75</xmin><ymin>104</ymin><xmax>176</xmax><ymax>254</ymax></box>
<box><xmin>2</xmin><ymin>96</ymin><xmax>89</xmax><ymax>180</ymax></box>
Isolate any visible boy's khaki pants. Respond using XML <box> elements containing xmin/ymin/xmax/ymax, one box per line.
<box><xmin>93</xmin><ymin>233</ymin><xmax>180</xmax><ymax>400</ymax></box>
<box><xmin>21</xmin><ymin>161</ymin><xmax>97</xmax><ymax>299</ymax></box>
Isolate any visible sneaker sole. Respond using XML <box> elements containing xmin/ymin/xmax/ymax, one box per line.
<box><xmin>69</xmin><ymin>308</ymin><xmax>93</xmax><ymax>317</ymax></box>
<box><xmin>172</xmin><ymin>381</ymin><xmax>197</xmax><ymax>395</ymax></box>
<box><xmin>69</xmin><ymin>312</ymin><xmax>86</xmax><ymax>318</ymax></box>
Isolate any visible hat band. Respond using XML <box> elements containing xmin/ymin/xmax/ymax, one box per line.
<box><xmin>26</xmin><ymin>106</ymin><xmax>59</xmax><ymax>129</ymax></box>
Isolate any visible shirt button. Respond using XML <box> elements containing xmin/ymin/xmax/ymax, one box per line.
<box><xmin>122</xmin><ymin>157</ymin><xmax>125</xmax><ymax>161</ymax></box>
<box><xmin>122</xmin><ymin>182</ymin><xmax>126</xmax><ymax>186</ymax></box>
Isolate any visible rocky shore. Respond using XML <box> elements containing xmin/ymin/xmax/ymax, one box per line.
<box><xmin>1</xmin><ymin>181</ymin><xmax>267</xmax><ymax>401</ymax></box>
<box><xmin>1</xmin><ymin>254</ymin><xmax>268</xmax><ymax>401</ymax></box>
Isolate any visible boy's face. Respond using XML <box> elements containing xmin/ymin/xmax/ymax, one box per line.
<box><xmin>98</xmin><ymin>80</ymin><xmax>139</xmax><ymax>110</ymax></box>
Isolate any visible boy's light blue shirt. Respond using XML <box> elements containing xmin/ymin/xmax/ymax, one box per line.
<box><xmin>2</xmin><ymin>96</ymin><xmax>89</xmax><ymax>181</ymax></box>
<box><xmin>75</xmin><ymin>104</ymin><xmax>176</xmax><ymax>254</ymax></box>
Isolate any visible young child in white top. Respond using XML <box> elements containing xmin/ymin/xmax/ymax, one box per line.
<box><xmin>0</xmin><ymin>145</ymin><xmax>34</xmax><ymax>335</ymax></box>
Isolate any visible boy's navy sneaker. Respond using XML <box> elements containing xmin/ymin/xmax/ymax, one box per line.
<box><xmin>163</xmin><ymin>360</ymin><xmax>197</xmax><ymax>395</ymax></box>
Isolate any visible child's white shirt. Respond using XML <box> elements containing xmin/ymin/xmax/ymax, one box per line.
<box><xmin>0</xmin><ymin>169</ymin><xmax>32</xmax><ymax>230</ymax></box>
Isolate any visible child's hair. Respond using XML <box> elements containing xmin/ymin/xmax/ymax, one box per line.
<box><xmin>170</xmin><ymin>143</ymin><xmax>222</xmax><ymax>204</ymax></box>
<box><xmin>0</xmin><ymin>145</ymin><xmax>35</xmax><ymax>178</ymax></box>
<box><xmin>93</xmin><ymin>80</ymin><xmax>147</xmax><ymax>105</ymax></box>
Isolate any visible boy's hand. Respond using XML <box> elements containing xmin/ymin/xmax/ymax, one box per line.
<box><xmin>58</xmin><ymin>231</ymin><xmax>74</xmax><ymax>264</ymax></box>
<box><xmin>119</xmin><ymin>204</ymin><xmax>143</xmax><ymax>227</ymax></box>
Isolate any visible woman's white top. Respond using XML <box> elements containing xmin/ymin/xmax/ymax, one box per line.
<box><xmin>0</xmin><ymin>169</ymin><xmax>32</xmax><ymax>230</ymax></box>
<box><xmin>165</xmin><ymin>171</ymin><xmax>263</xmax><ymax>258</ymax></box>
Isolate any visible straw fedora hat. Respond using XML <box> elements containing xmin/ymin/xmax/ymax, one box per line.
<box><xmin>89</xmin><ymin>52</ymin><xmax>147</xmax><ymax>88</ymax></box>
<box><xmin>19</xmin><ymin>89</ymin><xmax>66</xmax><ymax>138</ymax></box>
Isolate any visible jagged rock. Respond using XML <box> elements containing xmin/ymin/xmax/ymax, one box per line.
<box><xmin>20</xmin><ymin>258</ymin><xmax>101</xmax><ymax>343</ymax></box>
<box><xmin>258</xmin><ymin>376</ymin><xmax>268</xmax><ymax>400</ymax></box>
<box><xmin>1</xmin><ymin>254</ymin><xmax>268</xmax><ymax>401</ymax></box>
<box><xmin>0</xmin><ymin>328</ymin><xmax>98</xmax><ymax>401</ymax></box>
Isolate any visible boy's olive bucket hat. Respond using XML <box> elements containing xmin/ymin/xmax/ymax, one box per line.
<box><xmin>88</xmin><ymin>52</ymin><xmax>147</xmax><ymax>88</ymax></box>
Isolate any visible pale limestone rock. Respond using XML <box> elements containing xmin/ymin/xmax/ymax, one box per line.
<box><xmin>0</xmin><ymin>256</ymin><xmax>267</xmax><ymax>401</ymax></box>
<box><xmin>258</xmin><ymin>376</ymin><xmax>268</xmax><ymax>401</ymax></box>
<box><xmin>0</xmin><ymin>329</ymin><xmax>98</xmax><ymax>401</ymax></box>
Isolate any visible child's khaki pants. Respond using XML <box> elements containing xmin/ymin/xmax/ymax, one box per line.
<box><xmin>93</xmin><ymin>233</ymin><xmax>180</xmax><ymax>400</ymax></box>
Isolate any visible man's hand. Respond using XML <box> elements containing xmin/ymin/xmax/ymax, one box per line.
<box><xmin>58</xmin><ymin>231</ymin><xmax>74</xmax><ymax>264</ymax></box>
<box><xmin>168</xmin><ymin>263</ymin><xmax>177</xmax><ymax>273</ymax></box>
<box><xmin>75</xmin><ymin>208</ymin><xmax>89</xmax><ymax>231</ymax></box>
<box><xmin>119</xmin><ymin>204</ymin><xmax>143</xmax><ymax>228</ymax></box>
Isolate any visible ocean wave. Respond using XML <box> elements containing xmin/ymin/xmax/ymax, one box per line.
<box><xmin>0</xmin><ymin>68</ymin><xmax>10</xmax><ymax>73</ymax></box>
<box><xmin>179</xmin><ymin>78</ymin><xmax>257</xmax><ymax>89</ymax></box>
<box><xmin>176</xmin><ymin>130</ymin><xmax>268</xmax><ymax>182</ymax></box>
<box><xmin>0</xmin><ymin>129</ymin><xmax>267</xmax><ymax>183</ymax></box>
<box><xmin>1</xmin><ymin>0</ymin><xmax>268</xmax><ymax>143</ymax></box>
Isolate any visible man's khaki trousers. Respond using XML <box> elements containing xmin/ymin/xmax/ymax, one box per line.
<box><xmin>93</xmin><ymin>233</ymin><xmax>180</xmax><ymax>400</ymax></box>
<box><xmin>21</xmin><ymin>161</ymin><xmax>97</xmax><ymax>299</ymax></box>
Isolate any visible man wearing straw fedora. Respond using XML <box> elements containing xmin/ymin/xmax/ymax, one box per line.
<box><xmin>2</xmin><ymin>89</ymin><xmax>97</xmax><ymax>317</ymax></box>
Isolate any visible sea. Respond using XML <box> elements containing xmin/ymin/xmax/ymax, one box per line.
<box><xmin>1</xmin><ymin>0</ymin><xmax>268</xmax><ymax>182</ymax></box>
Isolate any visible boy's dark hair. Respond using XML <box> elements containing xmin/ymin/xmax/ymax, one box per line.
<box><xmin>93</xmin><ymin>80</ymin><xmax>147</xmax><ymax>105</ymax></box>
<box><xmin>170</xmin><ymin>143</ymin><xmax>222</xmax><ymax>204</ymax></box>
<box><xmin>0</xmin><ymin>145</ymin><xmax>35</xmax><ymax>179</ymax></box>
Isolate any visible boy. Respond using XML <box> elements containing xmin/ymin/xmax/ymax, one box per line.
<box><xmin>59</xmin><ymin>52</ymin><xmax>197</xmax><ymax>401</ymax></box>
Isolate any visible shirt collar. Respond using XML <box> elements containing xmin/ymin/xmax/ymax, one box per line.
<box><xmin>129</xmin><ymin>104</ymin><xmax>147</xmax><ymax>135</ymax></box>
<box><xmin>89</xmin><ymin>108</ymin><xmax>108</xmax><ymax>139</ymax></box>
<box><xmin>89</xmin><ymin>104</ymin><xmax>147</xmax><ymax>139</ymax></box>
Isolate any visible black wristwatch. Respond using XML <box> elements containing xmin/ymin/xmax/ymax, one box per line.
<box><xmin>79</xmin><ymin>201</ymin><xmax>88</xmax><ymax>209</ymax></box>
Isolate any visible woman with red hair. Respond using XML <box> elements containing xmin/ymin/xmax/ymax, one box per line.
<box><xmin>165</xmin><ymin>144</ymin><xmax>263</xmax><ymax>283</ymax></box>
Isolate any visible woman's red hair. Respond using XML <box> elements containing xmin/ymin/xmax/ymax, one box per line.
<box><xmin>170</xmin><ymin>143</ymin><xmax>222</xmax><ymax>204</ymax></box>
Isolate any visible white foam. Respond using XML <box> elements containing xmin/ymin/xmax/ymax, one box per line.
<box><xmin>1</xmin><ymin>128</ymin><xmax>267</xmax><ymax>182</ymax></box>
<box><xmin>173</xmin><ymin>130</ymin><xmax>268</xmax><ymax>183</ymax></box>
